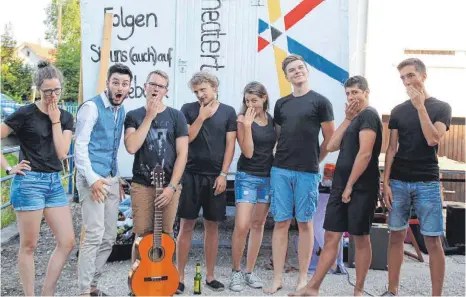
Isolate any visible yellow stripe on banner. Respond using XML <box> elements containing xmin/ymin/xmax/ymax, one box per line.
<box><xmin>273</xmin><ymin>45</ymin><xmax>292</xmax><ymax>97</ymax></box>
<box><xmin>267</xmin><ymin>0</ymin><xmax>281</xmax><ymax>24</ymax></box>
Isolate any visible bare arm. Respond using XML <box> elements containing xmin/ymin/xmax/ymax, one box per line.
<box><xmin>345</xmin><ymin>129</ymin><xmax>377</xmax><ymax>188</ymax></box>
<box><xmin>222</xmin><ymin>131</ymin><xmax>237</xmax><ymax>173</ymax></box>
<box><xmin>0</xmin><ymin>124</ymin><xmax>14</xmax><ymax>170</ymax></box>
<box><xmin>383</xmin><ymin>129</ymin><xmax>399</xmax><ymax>185</ymax></box>
<box><xmin>327</xmin><ymin>119</ymin><xmax>351</xmax><ymax>152</ymax></box>
<box><xmin>237</xmin><ymin>115</ymin><xmax>254</xmax><ymax>159</ymax></box>
<box><xmin>187</xmin><ymin>116</ymin><xmax>204</xmax><ymax>143</ymax></box>
<box><xmin>51</xmin><ymin>124</ymin><xmax>73</xmax><ymax>160</ymax></box>
<box><xmin>124</xmin><ymin>116</ymin><xmax>153</xmax><ymax>154</ymax></box>
<box><xmin>319</xmin><ymin>121</ymin><xmax>335</xmax><ymax>163</ymax></box>
<box><xmin>169</xmin><ymin>136</ymin><xmax>189</xmax><ymax>187</ymax></box>
<box><xmin>418</xmin><ymin>107</ymin><xmax>447</xmax><ymax>146</ymax></box>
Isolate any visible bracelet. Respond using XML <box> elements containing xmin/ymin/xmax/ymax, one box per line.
<box><xmin>168</xmin><ymin>183</ymin><xmax>177</xmax><ymax>192</ymax></box>
<box><xmin>52</xmin><ymin>122</ymin><xmax>61</xmax><ymax>125</ymax></box>
<box><xmin>219</xmin><ymin>171</ymin><xmax>227</xmax><ymax>177</ymax></box>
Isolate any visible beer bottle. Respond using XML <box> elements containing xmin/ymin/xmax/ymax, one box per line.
<box><xmin>194</xmin><ymin>263</ymin><xmax>202</xmax><ymax>295</ymax></box>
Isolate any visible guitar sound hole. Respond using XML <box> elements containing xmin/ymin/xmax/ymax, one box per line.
<box><xmin>149</xmin><ymin>247</ymin><xmax>164</xmax><ymax>262</ymax></box>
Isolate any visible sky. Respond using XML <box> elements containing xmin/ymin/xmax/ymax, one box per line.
<box><xmin>1</xmin><ymin>0</ymin><xmax>53</xmax><ymax>47</ymax></box>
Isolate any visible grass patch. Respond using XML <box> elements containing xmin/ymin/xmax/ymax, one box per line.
<box><xmin>1</xmin><ymin>154</ymin><xmax>18</xmax><ymax>229</ymax></box>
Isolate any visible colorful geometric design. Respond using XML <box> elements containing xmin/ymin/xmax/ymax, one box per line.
<box><xmin>258</xmin><ymin>36</ymin><xmax>270</xmax><ymax>52</ymax></box>
<box><xmin>267</xmin><ymin>0</ymin><xmax>282</xmax><ymax>24</ymax></box>
<box><xmin>273</xmin><ymin>45</ymin><xmax>292</xmax><ymax>97</ymax></box>
<box><xmin>258</xmin><ymin>0</ymin><xmax>349</xmax><ymax>89</ymax></box>
<box><xmin>258</xmin><ymin>19</ymin><xmax>269</xmax><ymax>34</ymax></box>
<box><xmin>284</xmin><ymin>0</ymin><xmax>323</xmax><ymax>30</ymax></box>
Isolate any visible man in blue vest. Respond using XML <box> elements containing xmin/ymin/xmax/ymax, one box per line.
<box><xmin>75</xmin><ymin>63</ymin><xmax>133</xmax><ymax>296</ymax></box>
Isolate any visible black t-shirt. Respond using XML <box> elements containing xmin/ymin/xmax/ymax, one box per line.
<box><xmin>273</xmin><ymin>90</ymin><xmax>334</xmax><ymax>173</ymax></box>
<box><xmin>124</xmin><ymin>106</ymin><xmax>188</xmax><ymax>187</ymax></box>
<box><xmin>181</xmin><ymin>102</ymin><xmax>237</xmax><ymax>175</ymax></box>
<box><xmin>332</xmin><ymin>107</ymin><xmax>383</xmax><ymax>190</ymax></box>
<box><xmin>389</xmin><ymin>98</ymin><xmax>452</xmax><ymax>182</ymax></box>
<box><xmin>237</xmin><ymin>113</ymin><xmax>276</xmax><ymax>177</ymax></box>
<box><xmin>4</xmin><ymin>103</ymin><xmax>74</xmax><ymax>173</ymax></box>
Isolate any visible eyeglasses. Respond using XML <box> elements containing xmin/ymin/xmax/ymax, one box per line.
<box><xmin>41</xmin><ymin>88</ymin><xmax>62</xmax><ymax>96</ymax></box>
<box><xmin>147</xmin><ymin>82</ymin><xmax>167</xmax><ymax>90</ymax></box>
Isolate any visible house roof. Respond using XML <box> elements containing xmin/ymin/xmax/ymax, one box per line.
<box><xmin>17</xmin><ymin>42</ymin><xmax>56</xmax><ymax>63</ymax></box>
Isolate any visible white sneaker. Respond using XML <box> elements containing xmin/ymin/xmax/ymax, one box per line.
<box><xmin>229</xmin><ymin>270</ymin><xmax>244</xmax><ymax>292</ymax></box>
<box><xmin>245</xmin><ymin>272</ymin><xmax>263</xmax><ymax>288</ymax></box>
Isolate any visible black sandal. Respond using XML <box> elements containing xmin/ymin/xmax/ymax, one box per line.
<box><xmin>206</xmin><ymin>279</ymin><xmax>225</xmax><ymax>291</ymax></box>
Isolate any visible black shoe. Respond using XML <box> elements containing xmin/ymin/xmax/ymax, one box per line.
<box><xmin>90</xmin><ymin>289</ymin><xmax>108</xmax><ymax>296</ymax></box>
<box><xmin>176</xmin><ymin>282</ymin><xmax>185</xmax><ymax>295</ymax></box>
<box><xmin>206</xmin><ymin>279</ymin><xmax>225</xmax><ymax>292</ymax></box>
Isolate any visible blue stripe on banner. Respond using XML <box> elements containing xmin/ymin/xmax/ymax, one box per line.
<box><xmin>258</xmin><ymin>19</ymin><xmax>269</xmax><ymax>34</ymax></box>
<box><xmin>287</xmin><ymin>36</ymin><xmax>349</xmax><ymax>84</ymax></box>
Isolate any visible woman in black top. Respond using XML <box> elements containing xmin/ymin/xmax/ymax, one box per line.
<box><xmin>229</xmin><ymin>82</ymin><xmax>276</xmax><ymax>292</ymax></box>
<box><xmin>0</xmin><ymin>61</ymin><xmax>75</xmax><ymax>295</ymax></box>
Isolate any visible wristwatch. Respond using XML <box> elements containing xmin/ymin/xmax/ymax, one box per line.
<box><xmin>5</xmin><ymin>166</ymin><xmax>12</xmax><ymax>175</ymax></box>
<box><xmin>168</xmin><ymin>183</ymin><xmax>177</xmax><ymax>192</ymax></box>
<box><xmin>219</xmin><ymin>171</ymin><xmax>227</xmax><ymax>178</ymax></box>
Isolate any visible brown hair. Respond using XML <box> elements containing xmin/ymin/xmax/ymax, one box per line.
<box><xmin>188</xmin><ymin>71</ymin><xmax>219</xmax><ymax>90</ymax></box>
<box><xmin>282</xmin><ymin>54</ymin><xmax>307</xmax><ymax>74</ymax></box>
<box><xmin>34</xmin><ymin>60</ymin><xmax>64</xmax><ymax>91</ymax></box>
<box><xmin>397</xmin><ymin>58</ymin><xmax>427</xmax><ymax>73</ymax></box>
<box><xmin>240</xmin><ymin>81</ymin><xmax>269</xmax><ymax>114</ymax></box>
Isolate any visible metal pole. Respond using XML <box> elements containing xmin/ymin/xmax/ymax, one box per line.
<box><xmin>68</xmin><ymin>140</ymin><xmax>74</xmax><ymax>194</ymax></box>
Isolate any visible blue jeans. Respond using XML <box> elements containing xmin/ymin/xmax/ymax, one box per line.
<box><xmin>10</xmin><ymin>171</ymin><xmax>68</xmax><ymax>211</ymax></box>
<box><xmin>388</xmin><ymin>179</ymin><xmax>443</xmax><ymax>236</ymax></box>
<box><xmin>235</xmin><ymin>171</ymin><xmax>271</xmax><ymax>204</ymax></box>
<box><xmin>270</xmin><ymin>167</ymin><xmax>320</xmax><ymax>222</ymax></box>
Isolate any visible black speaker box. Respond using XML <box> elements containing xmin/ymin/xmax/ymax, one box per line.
<box><xmin>347</xmin><ymin>223</ymin><xmax>390</xmax><ymax>270</ymax></box>
<box><xmin>446</xmin><ymin>204</ymin><xmax>465</xmax><ymax>247</ymax></box>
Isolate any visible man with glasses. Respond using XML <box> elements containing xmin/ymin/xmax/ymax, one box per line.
<box><xmin>123</xmin><ymin>70</ymin><xmax>188</xmax><ymax>281</ymax></box>
<box><xmin>75</xmin><ymin>63</ymin><xmax>133</xmax><ymax>296</ymax></box>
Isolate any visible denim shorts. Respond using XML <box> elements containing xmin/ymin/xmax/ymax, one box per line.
<box><xmin>10</xmin><ymin>171</ymin><xmax>69</xmax><ymax>211</ymax></box>
<box><xmin>388</xmin><ymin>179</ymin><xmax>443</xmax><ymax>236</ymax></box>
<box><xmin>270</xmin><ymin>167</ymin><xmax>320</xmax><ymax>222</ymax></box>
<box><xmin>234</xmin><ymin>171</ymin><xmax>271</xmax><ymax>204</ymax></box>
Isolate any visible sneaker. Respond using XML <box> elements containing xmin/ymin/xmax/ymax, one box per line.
<box><xmin>229</xmin><ymin>271</ymin><xmax>244</xmax><ymax>292</ymax></box>
<box><xmin>244</xmin><ymin>272</ymin><xmax>263</xmax><ymax>289</ymax></box>
<box><xmin>381</xmin><ymin>291</ymin><xmax>396</xmax><ymax>296</ymax></box>
<box><xmin>176</xmin><ymin>282</ymin><xmax>185</xmax><ymax>295</ymax></box>
<box><xmin>206</xmin><ymin>279</ymin><xmax>225</xmax><ymax>292</ymax></box>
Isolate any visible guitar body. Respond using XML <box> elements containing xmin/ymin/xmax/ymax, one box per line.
<box><xmin>129</xmin><ymin>233</ymin><xmax>179</xmax><ymax>296</ymax></box>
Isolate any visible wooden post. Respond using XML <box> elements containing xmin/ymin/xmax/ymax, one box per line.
<box><xmin>57</xmin><ymin>2</ymin><xmax>63</xmax><ymax>46</ymax></box>
<box><xmin>97</xmin><ymin>13</ymin><xmax>113</xmax><ymax>94</ymax></box>
<box><xmin>78</xmin><ymin>56</ymin><xmax>83</xmax><ymax>105</ymax></box>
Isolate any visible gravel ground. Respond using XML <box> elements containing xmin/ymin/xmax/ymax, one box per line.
<box><xmin>1</xmin><ymin>201</ymin><xmax>465</xmax><ymax>296</ymax></box>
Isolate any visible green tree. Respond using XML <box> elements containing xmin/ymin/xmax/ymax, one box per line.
<box><xmin>55</xmin><ymin>41</ymin><xmax>80</xmax><ymax>101</ymax></box>
<box><xmin>44</xmin><ymin>0</ymin><xmax>81</xmax><ymax>46</ymax></box>
<box><xmin>44</xmin><ymin>0</ymin><xmax>81</xmax><ymax>101</ymax></box>
<box><xmin>1</xmin><ymin>23</ymin><xmax>33</xmax><ymax>101</ymax></box>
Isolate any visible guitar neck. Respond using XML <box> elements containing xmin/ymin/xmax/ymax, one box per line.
<box><xmin>153</xmin><ymin>188</ymin><xmax>163</xmax><ymax>248</ymax></box>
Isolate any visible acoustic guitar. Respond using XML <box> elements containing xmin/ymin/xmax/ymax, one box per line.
<box><xmin>128</xmin><ymin>165</ymin><xmax>179</xmax><ymax>296</ymax></box>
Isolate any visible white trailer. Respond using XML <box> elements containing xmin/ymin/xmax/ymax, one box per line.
<box><xmin>80</xmin><ymin>0</ymin><xmax>367</xmax><ymax>195</ymax></box>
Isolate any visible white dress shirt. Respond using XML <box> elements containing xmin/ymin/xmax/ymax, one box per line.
<box><xmin>75</xmin><ymin>92</ymin><xmax>121</xmax><ymax>186</ymax></box>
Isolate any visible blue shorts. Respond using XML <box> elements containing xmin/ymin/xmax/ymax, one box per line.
<box><xmin>270</xmin><ymin>167</ymin><xmax>320</xmax><ymax>223</ymax></box>
<box><xmin>388</xmin><ymin>179</ymin><xmax>443</xmax><ymax>236</ymax></box>
<box><xmin>235</xmin><ymin>171</ymin><xmax>271</xmax><ymax>204</ymax></box>
<box><xmin>10</xmin><ymin>171</ymin><xmax>69</xmax><ymax>211</ymax></box>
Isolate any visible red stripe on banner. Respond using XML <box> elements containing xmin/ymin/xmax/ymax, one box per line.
<box><xmin>284</xmin><ymin>0</ymin><xmax>323</xmax><ymax>31</ymax></box>
<box><xmin>258</xmin><ymin>36</ymin><xmax>270</xmax><ymax>52</ymax></box>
